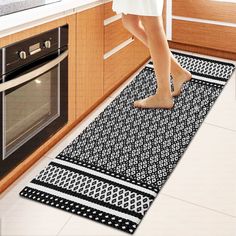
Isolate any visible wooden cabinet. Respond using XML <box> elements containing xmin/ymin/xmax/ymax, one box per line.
<box><xmin>76</xmin><ymin>2</ymin><xmax>150</xmax><ymax>117</ymax></box>
<box><xmin>172</xmin><ymin>19</ymin><xmax>236</xmax><ymax>53</ymax></box>
<box><xmin>104</xmin><ymin>0</ymin><xmax>115</xmax><ymax>19</ymax></box>
<box><xmin>104</xmin><ymin>38</ymin><xmax>135</xmax><ymax>93</ymax></box>
<box><xmin>76</xmin><ymin>5</ymin><xmax>104</xmax><ymax>118</ymax></box>
<box><xmin>104</xmin><ymin>19</ymin><xmax>132</xmax><ymax>53</ymax></box>
<box><xmin>173</xmin><ymin>0</ymin><xmax>236</xmax><ymax>23</ymax></box>
<box><xmin>172</xmin><ymin>0</ymin><xmax>236</xmax><ymax>54</ymax></box>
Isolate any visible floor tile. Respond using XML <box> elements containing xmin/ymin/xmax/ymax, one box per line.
<box><xmin>0</xmin><ymin>156</ymin><xmax>72</xmax><ymax>236</ymax></box>
<box><xmin>0</xmin><ymin>156</ymin><xmax>51</xmax><ymax>217</ymax></box>
<box><xmin>0</xmin><ymin>195</ymin><xmax>71</xmax><ymax>236</ymax></box>
<box><xmin>57</xmin><ymin>194</ymin><xmax>236</xmax><ymax>236</ymax></box>
<box><xmin>160</xmin><ymin>123</ymin><xmax>236</xmax><ymax>217</ymax></box>
<box><xmin>45</xmin><ymin>96</ymin><xmax>115</xmax><ymax>159</ymax></box>
<box><xmin>204</xmin><ymin>70</ymin><xmax>236</xmax><ymax>131</ymax></box>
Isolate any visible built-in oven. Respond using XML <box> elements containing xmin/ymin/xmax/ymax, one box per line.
<box><xmin>0</xmin><ymin>25</ymin><xmax>68</xmax><ymax>179</ymax></box>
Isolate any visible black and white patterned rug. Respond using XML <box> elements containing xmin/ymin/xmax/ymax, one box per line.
<box><xmin>19</xmin><ymin>51</ymin><xmax>235</xmax><ymax>234</ymax></box>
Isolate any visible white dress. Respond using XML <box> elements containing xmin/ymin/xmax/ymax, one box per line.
<box><xmin>112</xmin><ymin>0</ymin><xmax>164</xmax><ymax>16</ymax></box>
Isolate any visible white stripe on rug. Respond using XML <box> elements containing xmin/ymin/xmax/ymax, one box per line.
<box><xmin>191</xmin><ymin>74</ymin><xmax>226</xmax><ymax>85</ymax></box>
<box><xmin>145</xmin><ymin>64</ymin><xmax>226</xmax><ymax>85</ymax></box>
<box><xmin>26</xmin><ymin>182</ymin><xmax>141</xmax><ymax>224</ymax></box>
<box><xmin>51</xmin><ymin>158</ymin><xmax>157</xmax><ymax>197</ymax></box>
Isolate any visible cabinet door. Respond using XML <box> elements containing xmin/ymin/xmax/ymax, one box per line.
<box><xmin>76</xmin><ymin>5</ymin><xmax>104</xmax><ymax>118</ymax></box>
<box><xmin>104</xmin><ymin>18</ymin><xmax>132</xmax><ymax>53</ymax></box>
<box><xmin>172</xmin><ymin>0</ymin><xmax>236</xmax><ymax>53</ymax></box>
<box><xmin>104</xmin><ymin>38</ymin><xmax>136</xmax><ymax>94</ymax></box>
<box><xmin>172</xmin><ymin>19</ymin><xmax>236</xmax><ymax>53</ymax></box>
<box><xmin>173</xmin><ymin>0</ymin><xmax>236</xmax><ymax>23</ymax></box>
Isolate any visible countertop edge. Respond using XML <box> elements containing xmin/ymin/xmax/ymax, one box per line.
<box><xmin>0</xmin><ymin>0</ymin><xmax>111</xmax><ymax>39</ymax></box>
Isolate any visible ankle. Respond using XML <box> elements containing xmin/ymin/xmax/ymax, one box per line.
<box><xmin>171</xmin><ymin>67</ymin><xmax>187</xmax><ymax>78</ymax></box>
<box><xmin>155</xmin><ymin>88</ymin><xmax>172</xmax><ymax>98</ymax></box>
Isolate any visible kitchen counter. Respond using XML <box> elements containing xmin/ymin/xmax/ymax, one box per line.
<box><xmin>0</xmin><ymin>0</ymin><xmax>110</xmax><ymax>38</ymax></box>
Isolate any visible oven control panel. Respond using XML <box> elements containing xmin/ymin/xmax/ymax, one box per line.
<box><xmin>18</xmin><ymin>40</ymin><xmax>52</xmax><ymax>60</ymax></box>
<box><xmin>4</xmin><ymin>25</ymin><xmax>68</xmax><ymax>73</ymax></box>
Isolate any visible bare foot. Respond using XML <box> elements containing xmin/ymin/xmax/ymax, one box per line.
<box><xmin>171</xmin><ymin>68</ymin><xmax>192</xmax><ymax>96</ymax></box>
<box><xmin>133</xmin><ymin>92</ymin><xmax>174</xmax><ymax>109</ymax></box>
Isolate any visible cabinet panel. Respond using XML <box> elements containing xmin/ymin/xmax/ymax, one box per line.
<box><xmin>105</xmin><ymin>19</ymin><xmax>132</xmax><ymax>53</ymax></box>
<box><xmin>76</xmin><ymin>5</ymin><xmax>104</xmax><ymax>118</ymax></box>
<box><xmin>173</xmin><ymin>0</ymin><xmax>236</xmax><ymax>24</ymax></box>
<box><xmin>172</xmin><ymin>19</ymin><xmax>236</xmax><ymax>52</ymax></box>
<box><xmin>104</xmin><ymin>1</ymin><xmax>116</xmax><ymax>20</ymax></box>
<box><xmin>104</xmin><ymin>36</ymin><xmax>150</xmax><ymax>94</ymax></box>
<box><xmin>104</xmin><ymin>39</ymin><xmax>135</xmax><ymax>93</ymax></box>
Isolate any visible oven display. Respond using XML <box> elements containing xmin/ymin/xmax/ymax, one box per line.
<box><xmin>29</xmin><ymin>43</ymin><xmax>41</xmax><ymax>55</ymax></box>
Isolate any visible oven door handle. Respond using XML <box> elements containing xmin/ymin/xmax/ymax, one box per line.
<box><xmin>0</xmin><ymin>50</ymin><xmax>68</xmax><ymax>92</ymax></box>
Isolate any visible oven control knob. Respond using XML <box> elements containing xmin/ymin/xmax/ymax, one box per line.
<box><xmin>19</xmin><ymin>51</ymin><xmax>27</xmax><ymax>60</ymax></box>
<box><xmin>44</xmin><ymin>40</ymin><xmax>51</xmax><ymax>49</ymax></box>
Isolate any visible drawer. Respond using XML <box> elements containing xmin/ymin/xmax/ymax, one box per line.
<box><xmin>172</xmin><ymin>19</ymin><xmax>236</xmax><ymax>52</ymax></box>
<box><xmin>104</xmin><ymin>1</ymin><xmax>116</xmax><ymax>20</ymax></box>
<box><xmin>105</xmin><ymin>19</ymin><xmax>132</xmax><ymax>53</ymax></box>
<box><xmin>104</xmin><ymin>36</ymin><xmax>150</xmax><ymax>94</ymax></box>
<box><xmin>104</xmin><ymin>37</ymin><xmax>135</xmax><ymax>93</ymax></box>
<box><xmin>173</xmin><ymin>0</ymin><xmax>236</xmax><ymax>23</ymax></box>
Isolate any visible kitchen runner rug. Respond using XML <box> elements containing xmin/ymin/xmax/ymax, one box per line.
<box><xmin>19</xmin><ymin>51</ymin><xmax>235</xmax><ymax>234</ymax></box>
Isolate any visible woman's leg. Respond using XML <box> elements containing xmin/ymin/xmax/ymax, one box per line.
<box><xmin>132</xmin><ymin>15</ymin><xmax>173</xmax><ymax>108</ymax></box>
<box><xmin>121</xmin><ymin>13</ymin><xmax>192</xmax><ymax>96</ymax></box>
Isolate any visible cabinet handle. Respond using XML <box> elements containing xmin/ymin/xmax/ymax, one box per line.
<box><xmin>104</xmin><ymin>37</ymin><xmax>135</xmax><ymax>60</ymax></box>
<box><xmin>0</xmin><ymin>50</ymin><xmax>68</xmax><ymax>92</ymax></box>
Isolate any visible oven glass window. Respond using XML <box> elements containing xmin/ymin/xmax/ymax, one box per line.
<box><xmin>4</xmin><ymin>66</ymin><xmax>59</xmax><ymax>159</ymax></box>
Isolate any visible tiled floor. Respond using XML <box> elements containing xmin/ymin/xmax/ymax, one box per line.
<box><xmin>0</xmin><ymin>49</ymin><xmax>236</xmax><ymax>236</ymax></box>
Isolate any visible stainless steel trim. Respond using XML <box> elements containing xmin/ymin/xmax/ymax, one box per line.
<box><xmin>2</xmin><ymin>47</ymin><xmax>5</xmax><ymax>79</ymax></box>
<box><xmin>58</xmin><ymin>62</ymin><xmax>61</xmax><ymax>117</ymax></box>
<box><xmin>0</xmin><ymin>50</ymin><xmax>68</xmax><ymax>92</ymax></box>
<box><xmin>58</xmin><ymin>27</ymin><xmax>61</xmax><ymax>118</ymax></box>
<box><xmin>29</xmin><ymin>48</ymin><xmax>42</xmax><ymax>55</ymax></box>
<box><xmin>2</xmin><ymin>48</ymin><xmax>6</xmax><ymax>160</ymax></box>
<box><xmin>4</xmin><ymin>113</ymin><xmax>60</xmax><ymax>159</ymax></box>
<box><xmin>58</xmin><ymin>27</ymin><xmax>61</xmax><ymax>49</ymax></box>
<box><xmin>103</xmin><ymin>37</ymin><xmax>134</xmax><ymax>60</ymax></box>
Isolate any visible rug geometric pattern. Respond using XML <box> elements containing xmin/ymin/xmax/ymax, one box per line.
<box><xmin>20</xmin><ymin>51</ymin><xmax>235</xmax><ymax>234</ymax></box>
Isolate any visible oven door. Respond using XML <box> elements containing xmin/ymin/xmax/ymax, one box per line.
<box><xmin>0</xmin><ymin>49</ymin><xmax>68</xmax><ymax>179</ymax></box>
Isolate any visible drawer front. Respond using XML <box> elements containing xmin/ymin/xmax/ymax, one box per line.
<box><xmin>104</xmin><ymin>38</ymin><xmax>135</xmax><ymax>93</ymax></box>
<box><xmin>104</xmin><ymin>36</ymin><xmax>150</xmax><ymax>94</ymax></box>
<box><xmin>173</xmin><ymin>0</ymin><xmax>236</xmax><ymax>23</ymax></box>
<box><xmin>172</xmin><ymin>19</ymin><xmax>236</xmax><ymax>52</ymax></box>
<box><xmin>104</xmin><ymin>1</ymin><xmax>116</xmax><ymax>20</ymax></box>
<box><xmin>105</xmin><ymin>19</ymin><xmax>132</xmax><ymax>53</ymax></box>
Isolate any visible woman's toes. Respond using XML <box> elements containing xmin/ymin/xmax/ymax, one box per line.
<box><xmin>172</xmin><ymin>89</ymin><xmax>181</xmax><ymax>97</ymax></box>
<box><xmin>133</xmin><ymin>100</ymin><xmax>143</xmax><ymax>108</ymax></box>
<box><xmin>133</xmin><ymin>94</ymin><xmax>174</xmax><ymax>109</ymax></box>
